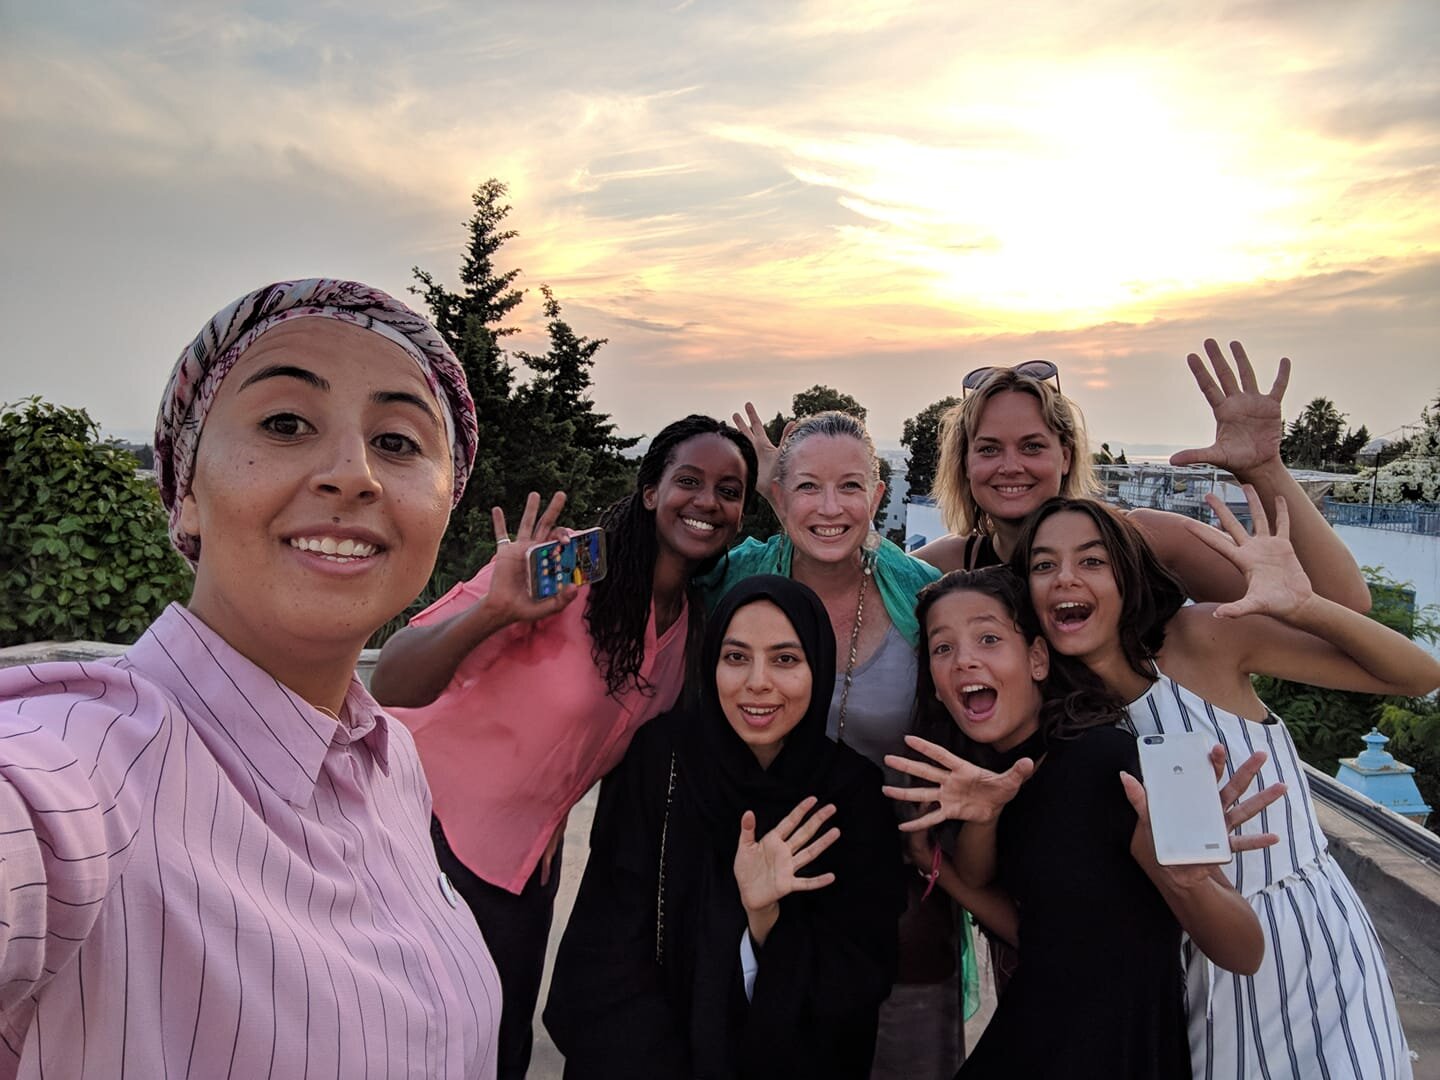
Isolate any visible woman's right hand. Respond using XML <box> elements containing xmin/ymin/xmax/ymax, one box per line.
<box><xmin>484</xmin><ymin>491</ymin><xmax>579</xmax><ymax>627</ymax></box>
<box><xmin>733</xmin><ymin>797</ymin><xmax>839</xmax><ymax>919</ymax></box>
<box><xmin>883</xmin><ymin>735</ymin><xmax>1034</xmax><ymax>829</ymax></box>
<box><xmin>731</xmin><ymin>402</ymin><xmax>793</xmax><ymax>502</ymax></box>
<box><xmin>1180</xmin><ymin>486</ymin><xmax>1315</xmax><ymax>621</ymax></box>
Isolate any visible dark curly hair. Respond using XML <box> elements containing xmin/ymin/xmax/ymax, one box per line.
<box><xmin>913</xmin><ymin>566</ymin><xmax>1124</xmax><ymax>766</ymax></box>
<box><xmin>1009</xmin><ymin>497</ymin><xmax>1187</xmax><ymax>684</ymax></box>
<box><xmin>585</xmin><ymin>415</ymin><xmax>758</xmax><ymax>697</ymax></box>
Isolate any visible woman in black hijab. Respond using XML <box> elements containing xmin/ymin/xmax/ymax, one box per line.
<box><xmin>545</xmin><ymin>575</ymin><xmax>904</xmax><ymax>1079</ymax></box>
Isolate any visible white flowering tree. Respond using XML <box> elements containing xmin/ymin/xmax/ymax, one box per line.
<box><xmin>1332</xmin><ymin>393</ymin><xmax>1440</xmax><ymax>503</ymax></box>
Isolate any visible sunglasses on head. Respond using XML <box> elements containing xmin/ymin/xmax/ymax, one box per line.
<box><xmin>962</xmin><ymin>360</ymin><xmax>1061</xmax><ymax>396</ymax></box>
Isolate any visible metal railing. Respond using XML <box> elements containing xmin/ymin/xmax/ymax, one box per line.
<box><xmin>1322</xmin><ymin>498</ymin><xmax>1440</xmax><ymax>536</ymax></box>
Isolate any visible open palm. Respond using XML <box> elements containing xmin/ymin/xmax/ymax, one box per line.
<box><xmin>733</xmin><ymin>797</ymin><xmax>839</xmax><ymax>913</ymax></box>
<box><xmin>1180</xmin><ymin>486</ymin><xmax>1314</xmax><ymax>620</ymax></box>
<box><xmin>883</xmin><ymin>735</ymin><xmax>1035</xmax><ymax>830</ymax></box>
<box><xmin>1170</xmin><ymin>340</ymin><xmax>1289</xmax><ymax>475</ymax></box>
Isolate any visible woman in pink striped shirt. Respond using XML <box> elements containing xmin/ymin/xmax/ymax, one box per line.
<box><xmin>0</xmin><ymin>280</ymin><xmax>502</xmax><ymax>1078</ymax></box>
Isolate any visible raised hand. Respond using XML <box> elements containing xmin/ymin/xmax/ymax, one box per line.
<box><xmin>1122</xmin><ymin>746</ymin><xmax>1284</xmax><ymax>889</ymax></box>
<box><xmin>1179</xmin><ymin>485</ymin><xmax>1315</xmax><ymax>620</ymax></box>
<box><xmin>882</xmin><ymin>735</ymin><xmax>1035</xmax><ymax>831</ymax></box>
<box><xmin>484</xmin><ymin>491</ymin><xmax>578</xmax><ymax>626</ymax></box>
<box><xmin>1170</xmin><ymin>339</ymin><xmax>1290</xmax><ymax>475</ymax></box>
<box><xmin>733</xmin><ymin>797</ymin><xmax>839</xmax><ymax>916</ymax></box>
<box><xmin>732</xmin><ymin>402</ymin><xmax>794</xmax><ymax>501</ymax></box>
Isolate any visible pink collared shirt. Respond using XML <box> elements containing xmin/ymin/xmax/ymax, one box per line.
<box><xmin>0</xmin><ymin>604</ymin><xmax>500</xmax><ymax>1079</ymax></box>
<box><xmin>390</xmin><ymin>565</ymin><xmax>688</xmax><ymax>894</ymax></box>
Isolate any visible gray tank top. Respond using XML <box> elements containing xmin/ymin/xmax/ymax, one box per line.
<box><xmin>825</xmin><ymin>623</ymin><xmax>918</xmax><ymax>776</ymax></box>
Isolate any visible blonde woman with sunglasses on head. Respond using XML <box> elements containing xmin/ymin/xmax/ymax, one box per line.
<box><xmin>911</xmin><ymin>342</ymin><xmax>1372</xmax><ymax>614</ymax></box>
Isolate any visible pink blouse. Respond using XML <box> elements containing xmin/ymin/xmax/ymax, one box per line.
<box><xmin>390</xmin><ymin>564</ymin><xmax>688</xmax><ymax>894</ymax></box>
<box><xmin>0</xmin><ymin>603</ymin><xmax>499</xmax><ymax>1079</ymax></box>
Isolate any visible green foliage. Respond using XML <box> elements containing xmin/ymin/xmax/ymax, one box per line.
<box><xmin>901</xmin><ymin>395</ymin><xmax>960</xmax><ymax>501</ymax></box>
<box><xmin>792</xmin><ymin>384</ymin><xmax>865</xmax><ymax>423</ymax></box>
<box><xmin>411</xmin><ymin>181</ymin><xmax>638</xmax><ymax>591</ymax></box>
<box><xmin>0</xmin><ymin>398</ymin><xmax>191</xmax><ymax>646</ymax></box>
<box><xmin>1331</xmin><ymin>392</ymin><xmax>1440</xmax><ymax>503</ymax></box>
<box><xmin>1279</xmin><ymin>396</ymin><xmax>1367</xmax><ymax>472</ymax></box>
<box><xmin>1255</xmin><ymin>566</ymin><xmax>1440</xmax><ymax>783</ymax></box>
<box><xmin>1377</xmin><ymin>697</ymin><xmax>1440</xmax><ymax>831</ymax></box>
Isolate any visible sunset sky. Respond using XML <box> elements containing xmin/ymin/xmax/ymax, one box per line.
<box><xmin>2</xmin><ymin>0</ymin><xmax>1437</xmax><ymax>454</ymax></box>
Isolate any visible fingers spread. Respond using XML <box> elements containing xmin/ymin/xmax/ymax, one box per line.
<box><xmin>792</xmin><ymin>871</ymin><xmax>836</xmax><ymax>892</ymax></box>
<box><xmin>787</xmin><ymin>803</ymin><xmax>837</xmax><ymax>850</ymax></box>
<box><xmin>882</xmin><ymin>784</ymin><xmax>942</xmax><ymax>805</ymax></box>
<box><xmin>883</xmin><ymin>754</ymin><xmax>949</xmax><ymax>784</ymax></box>
<box><xmin>793</xmin><ymin>827</ymin><xmax>841</xmax><ymax>867</ymax></box>
<box><xmin>1205</xmin><ymin>338</ymin><xmax>1241</xmax><ymax>396</ymax></box>
<box><xmin>1230</xmin><ymin>340</ymin><xmax>1259</xmax><ymax>394</ymax></box>
<box><xmin>903</xmin><ymin>734</ymin><xmax>960</xmax><ymax>768</ymax></box>
<box><xmin>491</xmin><ymin>505</ymin><xmax>510</xmax><ymax>542</ymax></box>
<box><xmin>1268</xmin><ymin>356</ymin><xmax>1292</xmax><ymax>401</ymax></box>
<box><xmin>1186</xmin><ymin>352</ymin><xmax>1225</xmax><ymax>408</ymax></box>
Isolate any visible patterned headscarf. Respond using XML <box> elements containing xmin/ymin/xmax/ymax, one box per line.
<box><xmin>155</xmin><ymin>279</ymin><xmax>477</xmax><ymax>562</ymax></box>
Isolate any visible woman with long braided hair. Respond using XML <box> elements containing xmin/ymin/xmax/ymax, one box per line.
<box><xmin>372</xmin><ymin>414</ymin><xmax>757</xmax><ymax>1079</ymax></box>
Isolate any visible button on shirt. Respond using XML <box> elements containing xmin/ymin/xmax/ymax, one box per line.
<box><xmin>0</xmin><ymin>604</ymin><xmax>500</xmax><ymax>1079</ymax></box>
<box><xmin>390</xmin><ymin>565</ymin><xmax>688</xmax><ymax>894</ymax></box>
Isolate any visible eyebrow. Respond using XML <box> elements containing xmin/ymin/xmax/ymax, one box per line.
<box><xmin>721</xmin><ymin>637</ymin><xmax>804</xmax><ymax>651</ymax></box>
<box><xmin>1031</xmin><ymin>539</ymin><xmax>1107</xmax><ymax>556</ymax></box>
<box><xmin>373</xmin><ymin>389</ymin><xmax>440</xmax><ymax>425</ymax></box>
<box><xmin>975</xmin><ymin>432</ymin><xmax>1049</xmax><ymax>443</ymax></box>
<box><xmin>239</xmin><ymin>364</ymin><xmax>330</xmax><ymax>392</ymax></box>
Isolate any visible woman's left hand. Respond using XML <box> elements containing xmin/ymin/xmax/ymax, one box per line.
<box><xmin>1180</xmin><ymin>485</ymin><xmax>1315</xmax><ymax>620</ymax></box>
<box><xmin>1122</xmin><ymin>746</ymin><xmax>1286</xmax><ymax>889</ymax></box>
<box><xmin>733</xmin><ymin>797</ymin><xmax>839</xmax><ymax>916</ymax></box>
<box><xmin>1169</xmin><ymin>339</ymin><xmax>1289</xmax><ymax>476</ymax></box>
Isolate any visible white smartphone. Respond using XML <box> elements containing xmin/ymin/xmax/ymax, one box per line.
<box><xmin>1136</xmin><ymin>732</ymin><xmax>1232</xmax><ymax>867</ymax></box>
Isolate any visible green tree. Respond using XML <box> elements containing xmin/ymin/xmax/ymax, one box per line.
<box><xmin>0</xmin><ymin>398</ymin><xmax>191</xmax><ymax>645</ymax></box>
<box><xmin>1254</xmin><ymin>567</ymin><xmax>1440</xmax><ymax>829</ymax></box>
<box><xmin>408</xmin><ymin>180</ymin><xmax>638</xmax><ymax>593</ymax></box>
<box><xmin>901</xmin><ymin>396</ymin><xmax>961</xmax><ymax>501</ymax></box>
<box><xmin>793</xmin><ymin>385</ymin><xmax>865</xmax><ymax>423</ymax></box>
<box><xmin>1280</xmin><ymin>397</ymin><xmax>1367</xmax><ymax>471</ymax></box>
<box><xmin>1331</xmin><ymin>391</ymin><xmax>1440</xmax><ymax>503</ymax></box>
<box><xmin>514</xmin><ymin>285</ymin><xmax>638</xmax><ymax>522</ymax></box>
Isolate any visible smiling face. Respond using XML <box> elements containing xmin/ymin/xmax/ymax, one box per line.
<box><xmin>925</xmin><ymin>589</ymin><xmax>1049</xmax><ymax>752</ymax></box>
<box><xmin>966</xmin><ymin>391</ymin><xmax>1072</xmax><ymax>525</ymax></box>
<box><xmin>715</xmin><ymin>600</ymin><xmax>815</xmax><ymax>769</ymax></box>
<box><xmin>772</xmin><ymin>434</ymin><xmax>885</xmax><ymax>565</ymax></box>
<box><xmin>1026</xmin><ymin>510</ymin><xmax>1124</xmax><ymax>664</ymax></box>
<box><xmin>179</xmin><ymin>318</ymin><xmax>452</xmax><ymax>663</ymax></box>
<box><xmin>643</xmin><ymin>432</ymin><xmax>748</xmax><ymax>568</ymax></box>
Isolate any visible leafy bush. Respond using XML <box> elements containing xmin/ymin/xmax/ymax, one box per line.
<box><xmin>1378</xmin><ymin>698</ymin><xmax>1440</xmax><ymax>826</ymax></box>
<box><xmin>1254</xmin><ymin>566</ymin><xmax>1439</xmax><ymax>780</ymax></box>
<box><xmin>0</xmin><ymin>398</ymin><xmax>191</xmax><ymax>646</ymax></box>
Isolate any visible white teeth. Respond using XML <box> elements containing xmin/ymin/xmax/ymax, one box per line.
<box><xmin>961</xmin><ymin>683</ymin><xmax>991</xmax><ymax>693</ymax></box>
<box><xmin>1056</xmin><ymin>602</ymin><xmax>1088</xmax><ymax>611</ymax></box>
<box><xmin>741</xmin><ymin>705</ymin><xmax>779</xmax><ymax>716</ymax></box>
<box><xmin>290</xmin><ymin>536</ymin><xmax>377</xmax><ymax>558</ymax></box>
<box><xmin>814</xmin><ymin>526</ymin><xmax>845</xmax><ymax>537</ymax></box>
<box><xmin>682</xmin><ymin>517</ymin><xmax>716</xmax><ymax>531</ymax></box>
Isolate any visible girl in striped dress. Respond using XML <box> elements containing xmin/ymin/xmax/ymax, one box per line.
<box><xmin>1016</xmin><ymin>490</ymin><xmax>1440</xmax><ymax>1080</ymax></box>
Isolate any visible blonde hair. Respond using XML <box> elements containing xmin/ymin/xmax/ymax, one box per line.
<box><xmin>932</xmin><ymin>369</ymin><xmax>1097</xmax><ymax>536</ymax></box>
<box><xmin>774</xmin><ymin>411</ymin><xmax>882</xmax><ymax>490</ymax></box>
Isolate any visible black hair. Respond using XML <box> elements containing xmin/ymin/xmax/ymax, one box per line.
<box><xmin>585</xmin><ymin>415</ymin><xmax>759</xmax><ymax>697</ymax></box>
<box><xmin>1010</xmin><ymin>497</ymin><xmax>1187</xmax><ymax>684</ymax></box>
<box><xmin>913</xmin><ymin>566</ymin><xmax>1125</xmax><ymax>767</ymax></box>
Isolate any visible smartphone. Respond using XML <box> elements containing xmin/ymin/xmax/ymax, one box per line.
<box><xmin>527</xmin><ymin>527</ymin><xmax>607</xmax><ymax>600</ymax></box>
<box><xmin>1136</xmin><ymin>732</ymin><xmax>1232</xmax><ymax>867</ymax></box>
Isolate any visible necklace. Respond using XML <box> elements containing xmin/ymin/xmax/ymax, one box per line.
<box><xmin>834</xmin><ymin>556</ymin><xmax>872</xmax><ymax>743</ymax></box>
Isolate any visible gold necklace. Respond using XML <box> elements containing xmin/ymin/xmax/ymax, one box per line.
<box><xmin>834</xmin><ymin>557</ymin><xmax>872</xmax><ymax>743</ymax></box>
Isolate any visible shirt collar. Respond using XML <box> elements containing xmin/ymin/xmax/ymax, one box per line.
<box><xmin>125</xmin><ymin>604</ymin><xmax>392</xmax><ymax>806</ymax></box>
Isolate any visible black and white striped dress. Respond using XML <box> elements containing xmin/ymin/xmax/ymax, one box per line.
<box><xmin>1126</xmin><ymin>669</ymin><xmax>1413</xmax><ymax>1080</ymax></box>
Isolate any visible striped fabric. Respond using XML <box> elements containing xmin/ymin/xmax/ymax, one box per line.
<box><xmin>1126</xmin><ymin>669</ymin><xmax>1412</xmax><ymax>1080</ymax></box>
<box><xmin>0</xmin><ymin>604</ymin><xmax>500</xmax><ymax>1079</ymax></box>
